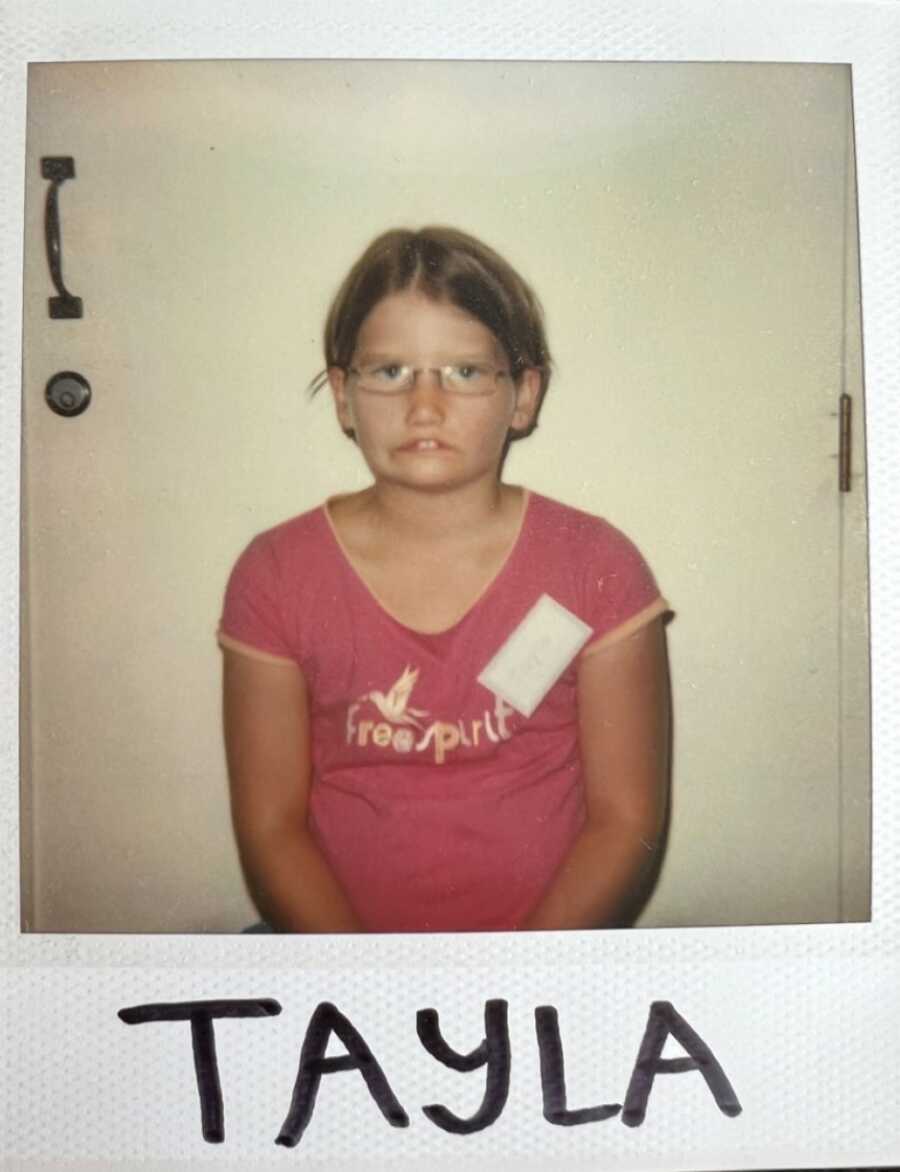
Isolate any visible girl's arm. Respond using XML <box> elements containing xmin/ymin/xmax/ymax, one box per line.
<box><xmin>222</xmin><ymin>648</ymin><xmax>362</xmax><ymax>932</ymax></box>
<box><xmin>520</xmin><ymin>617</ymin><xmax>670</xmax><ymax>931</ymax></box>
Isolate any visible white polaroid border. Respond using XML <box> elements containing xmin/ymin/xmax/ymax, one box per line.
<box><xmin>2</xmin><ymin>1</ymin><xmax>899</xmax><ymax>1168</ymax></box>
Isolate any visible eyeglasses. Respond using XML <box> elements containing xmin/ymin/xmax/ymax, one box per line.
<box><xmin>347</xmin><ymin>362</ymin><xmax>510</xmax><ymax>397</ymax></box>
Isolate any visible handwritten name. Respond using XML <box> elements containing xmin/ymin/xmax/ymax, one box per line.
<box><xmin>117</xmin><ymin>998</ymin><xmax>741</xmax><ymax>1145</ymax></box>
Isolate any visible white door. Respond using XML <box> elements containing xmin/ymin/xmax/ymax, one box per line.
<box><xmin>20</xmin><ymin>60</ymin><xmax>869</xmax><ymax>932</ymax></box>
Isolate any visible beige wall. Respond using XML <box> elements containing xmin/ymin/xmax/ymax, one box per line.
<box><xmin>21</xmin><ymin>61</ymin><xmax>868</xmax><ymax>931</ymax></box>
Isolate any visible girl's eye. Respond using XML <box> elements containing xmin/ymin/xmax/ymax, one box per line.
<box><xmin>446</xmin><ymin>363</ymin><xmax>493</xmax><ymax>392</ymax></box>
<box><xmin>358</xmin><ymin>363</ymin><xmax>408</xmax><ymax>387</ymax></box>
<box><xmin>453</xmin><ymin>364</ymin><xmax>487</xmax><ymax>380</ymax></box>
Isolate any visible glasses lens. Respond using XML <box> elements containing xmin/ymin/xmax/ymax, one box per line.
<box><xmin>443</xmin><ymin>363</ymin><xmax>501</xmax><ymax>395</ymax></box>
<box><xmin>355</xmin><ymin>364</ymin><xmax>412</xmax><ymax>394</ymax></box>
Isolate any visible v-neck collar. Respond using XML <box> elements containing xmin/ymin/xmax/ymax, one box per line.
<box><xmin>321</xmin><ymin>489</ymin><xmax>532</xmax><ymax>640</ymax></box>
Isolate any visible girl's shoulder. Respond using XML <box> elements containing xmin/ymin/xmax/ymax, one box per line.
<box><xmin>525</xmin><ymin>489</ymin><xmax>637</xmax><ymax>551</ymax></box>
<box><xmin>248</xmin><ymin>501</ymin><xmax>330</xmax><ymax>555</ymax></box>
<box><xmin>520</xmin><ymin>491</ymin><xmax>666</xmax><ymax>640</ymax></box>
<box><xmin>228</xmin><ymin>503</ymin><xmax>336</xmax><ymax>589</ymax></box>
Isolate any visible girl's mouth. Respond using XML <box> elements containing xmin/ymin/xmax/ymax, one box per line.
<box><xmin>398</xmin><ymin>438</ymin><xmax>451</xmax><ymax>452</ymax></box>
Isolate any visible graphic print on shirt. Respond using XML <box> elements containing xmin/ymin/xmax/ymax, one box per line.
<box><xmin>365</xmin><ymin>665</ymin><xmax>429</xmax><ymax>729</ymax></box>
<box><xmin>345</xmin><ymin>663</ymin><xmax>517</xmax><ymax>764</ymax></box>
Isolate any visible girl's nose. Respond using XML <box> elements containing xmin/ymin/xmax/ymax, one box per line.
<box><xmin>405</xmin><ymin>369</ymin><xmax>446</xmax><ymax>420</ymax></box>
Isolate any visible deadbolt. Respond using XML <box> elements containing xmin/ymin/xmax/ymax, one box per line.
<box><xmin>45</xmin><ymin>371</ymin><xmax>91</xmax><ymax>417</ymax></box>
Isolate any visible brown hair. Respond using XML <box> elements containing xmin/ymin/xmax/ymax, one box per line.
<box><xmin>308</xmin><ymin>226</ymin><xmax>552</xmax><ymax>401</ymax></box>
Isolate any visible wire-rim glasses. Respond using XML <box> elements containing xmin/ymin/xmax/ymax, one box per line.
<box><xmin>347</xmin><ymin>362</ymin><xmax>511</xmax><ymax>397</ymax></box>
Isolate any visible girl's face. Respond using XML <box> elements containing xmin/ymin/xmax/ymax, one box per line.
<box><xmin>328</xmin><ymin>290</ymin><xmax>541</xmax><ymax>496</ymax></box>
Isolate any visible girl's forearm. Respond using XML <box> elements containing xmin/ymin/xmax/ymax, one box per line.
<box><xmin>238</xmin><ymin>821</ymin><xmax>363</xmax><ymax>933</ymax></box>
<box><xmin>520</xmin><ymin>819</ymin><xmax>659</xmax><ymax>931</ymax></box>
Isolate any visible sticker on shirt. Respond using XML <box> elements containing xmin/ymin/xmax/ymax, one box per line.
<box><xmin>477</xmin><ymin>593</ymin><xmax>593</xmax><ymax>717</ymax></box>
<box><xmin>345</xmin><ymin>664</ymin><xmax>516</xmax><ymax>765</ymax></box>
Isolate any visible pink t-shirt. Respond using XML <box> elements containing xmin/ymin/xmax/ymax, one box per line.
<box><xmin>218</xmin><ymin>490</ymin><xmax>667</xmax><ymax>933</ymax></box>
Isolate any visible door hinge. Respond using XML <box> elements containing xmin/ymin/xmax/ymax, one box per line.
<box><xmin>839</xmin><ymin>392</ymin><xmax>852</xmax><ymax>493</ymax></box>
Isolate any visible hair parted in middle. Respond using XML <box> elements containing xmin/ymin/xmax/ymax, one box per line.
<box><xmin>308</xmin><ymin>225</ymin><xmax>553</xmax><ymax>404</ymax></box>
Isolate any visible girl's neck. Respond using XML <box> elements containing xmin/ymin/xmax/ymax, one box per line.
<box><xmin>357</xmin><ymin>479</ymin><xmax>519</xmax><ymax>546</ymax></box>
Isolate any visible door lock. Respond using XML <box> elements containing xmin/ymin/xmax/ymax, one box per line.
<box><xmin>45</xmin><ymin>371</ymin><xmax>91</xmax><ymax>417</ymax></box>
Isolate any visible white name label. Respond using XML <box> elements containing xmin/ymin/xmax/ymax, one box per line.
<box><xmin>477</xmin><ymin>593</ymin><xmax>594</xmax><ymax>717</ymax></box>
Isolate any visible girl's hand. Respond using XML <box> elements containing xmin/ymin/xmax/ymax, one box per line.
<box><xmin>520</xmin><ymin>617</ymin><xmax>670</xmax><ymax>931</ymax></box>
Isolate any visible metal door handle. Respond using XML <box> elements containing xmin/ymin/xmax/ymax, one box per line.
<box><xmin>41</xmin><ymin>156</ymin><xmax>83</xmax><ymax>319</ymax></box>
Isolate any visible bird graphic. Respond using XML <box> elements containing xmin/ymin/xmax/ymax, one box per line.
<box><xmin>365</xmin><ymin>665</ymin><xmax>429</xmax><ymax>729</ymax></box>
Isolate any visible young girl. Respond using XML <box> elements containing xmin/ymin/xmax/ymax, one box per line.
<box><xmin>217</xmin><ymin>226</ymin><xmax>670</xmax><ymax>933</ymax></box>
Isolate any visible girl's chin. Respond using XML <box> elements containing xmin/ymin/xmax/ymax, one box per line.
<box><xmin>369</xmin><ymin>465</ymin><xmax>496</xmax><ymax>494</ymax></box>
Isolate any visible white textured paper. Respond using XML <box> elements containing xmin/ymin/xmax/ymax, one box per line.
<box><xmin>3</xmin><ymin>2</ymin><xmax>900</xmax><ymax>1170</ymax></box>
<box><xmin>478</xmin><ymin>594</ymin><xmax>593</xmax><ymax>716</ymax></box>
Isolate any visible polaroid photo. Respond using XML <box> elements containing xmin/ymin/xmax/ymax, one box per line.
<box><xmin>2</xmin><ymin>2</ymin><xmax>898</xmax><ymax>1169</ymax></box>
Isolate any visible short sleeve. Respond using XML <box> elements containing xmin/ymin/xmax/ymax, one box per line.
<box><xmin>579</xmin><ymin>525</ymin><xmax>669</xmax><ymax>657</ymax></box>
<box><xmin>216</xmin><ymin>534</ymin><xmax>297</xmax><ymax>664</ymax></box>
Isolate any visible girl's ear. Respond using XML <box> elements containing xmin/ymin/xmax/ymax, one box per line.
<box><xmin>510</xmin><ymin>367</ymin><xmax>543</xmax><ymax>433</ymax></box>
<box><xmin>327</xmin><ymin>367</ymin><xmax>356</xmax><ymax>436</ymax></box>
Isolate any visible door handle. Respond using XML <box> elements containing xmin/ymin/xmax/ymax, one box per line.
<box><xmin>41</xmin><ymin>156</ymin><xmax>83</xmax><ymax>319</ymax></box>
